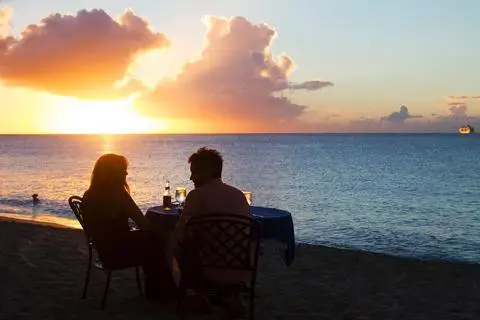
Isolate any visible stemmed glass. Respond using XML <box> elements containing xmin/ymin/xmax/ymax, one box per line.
<box><xmin>175</xmin><ymin>187</ymin><xmax>187</xmax><ymax>209</ymax></box>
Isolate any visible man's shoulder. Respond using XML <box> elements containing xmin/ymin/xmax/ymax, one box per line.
<box><xmin>191</xmin><ymin>181</ymin><xmax>244</xmax><ymax>199</ymax></box>
<box><xmin>221</xmin><ymin>182</ymin><xmax>246</xmax><ymax>198</ymax></box>
<box><xmin>186</xmin><ymin>188</ymin><xmax>201</xmax><ymax>200</ymax></box>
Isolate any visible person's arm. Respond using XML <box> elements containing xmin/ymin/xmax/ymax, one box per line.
<box><xmin>242</xmin><ymin>196</ymin><xmax>251</xmax><ymax>216</ymax></box>
<box><xmin>121</xmin><ymin>190</ymin><xmax>151</xmax><ymax>231</ymax></box>
<box><xmin>173</xmin><ymin>189</ymin><xmax>199</xmax><ymax>242</ymax></box>
<box><xmin>236</xmin><ymin>189</ymin><xmax>251</xmax><ymax>216</ymax></box>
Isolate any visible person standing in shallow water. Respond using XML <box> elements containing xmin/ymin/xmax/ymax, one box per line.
<box><xmin>81</xmin><ymin>153</ymin><xmax>177</xmax><ymax>300</ymax></box>
<box><xmin>32</xmin><ymin>193</ymin><xmax>40</xmax><ymax>205</ymax></box>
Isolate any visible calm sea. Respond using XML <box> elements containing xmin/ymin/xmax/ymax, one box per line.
<box><xmin>0</xmin><ymin>134</ymin><xmax>479</xmax><ymax>263</ymax></box>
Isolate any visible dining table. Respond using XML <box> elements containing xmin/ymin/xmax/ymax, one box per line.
<box><xmin>145</xmin><ymin>205</ymin><xmax>296</xmax><ymax>266</ymax></box>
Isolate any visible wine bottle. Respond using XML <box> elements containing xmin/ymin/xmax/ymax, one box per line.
<box><xmin>163</xmin><ymin>180</ymin><xmax>172</xmax><ymax>209</ymax></box>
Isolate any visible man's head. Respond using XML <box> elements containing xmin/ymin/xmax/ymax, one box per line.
<box><xmin>188</xmin><ymin>147</ymin><xmax>223</xmax><ymax>188</ymax></box>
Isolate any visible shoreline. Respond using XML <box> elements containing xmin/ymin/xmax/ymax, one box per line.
<box><xmin>298</xmin><ymin>241</ymin><xmax>480</xmax><ymax>266</ymax></box>
<box><xmin>0</xmin><ymin>133</ymin><xmax>465</xmax><ymax>136</ymax></box>
<box><xmin>1</xmin><ymin>212</ymin><xmax>478</xmax><ymax>266</ymax></box>
<box><xmin>0</xmin><ymin>212</ymin><xmax>81</xmax><ymax>229</ymax></box>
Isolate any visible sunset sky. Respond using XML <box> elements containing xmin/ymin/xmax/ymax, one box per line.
<box><xmin>1</xmin><ymin>0</ymin><xmax>479</xmax><ymax>134</ymax></box>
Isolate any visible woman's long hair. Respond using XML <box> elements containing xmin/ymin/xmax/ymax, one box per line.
<box><xmin>87</xmin><ymin>154</ymin><xmax>130</xmax><ymax>195</ymax></box>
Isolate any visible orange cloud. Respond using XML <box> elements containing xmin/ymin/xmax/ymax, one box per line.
<box><xmin>0</xmin><ymin>9</ymin><xmax>168</xmax><ymax>99</ymax></box>
<box><xmin>141</xmin><ymin>16</ymin><xmax>332</xmax><ymax>128</ymax></box>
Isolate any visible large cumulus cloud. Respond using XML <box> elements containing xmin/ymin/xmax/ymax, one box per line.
<box><xmin>142</xmin><ymin>16</ymin><xmax>332</xmax><ymax>124</ymax></box>
<box><xmin>0</xmin><ymin>8</ymin><xmax>168</xmax><ymax>99</ymax></box>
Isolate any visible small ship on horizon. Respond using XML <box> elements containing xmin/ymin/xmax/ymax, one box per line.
<box><xmin>458</xmin><ymin>125</ymin><xmax>475</xmax><ymax>135</ymax></box>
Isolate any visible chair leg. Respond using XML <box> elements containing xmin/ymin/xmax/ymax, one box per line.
<box><xmin>135</xmin><ymin>267</ymin><xmax>143</xmax><ymax>296</ymax></box>
<box><xmin>176</xmin><ymin>290</ymin><xmax>182</xmax><ymax>315</ymax></box>
<box><xmin>100</xmin><ymin>271</ymin><xmax>111</xmax><ymax>310</ymax></box>
<box><xmin>249</xmin><ymin>287</ymin><xmax>255</xmax><ymax>320</ymax></box>
<box><xmin>176</xmin><ymin>282</ymin><xmax>185</xmax><ymax>317</ymax></box>
<box><xmin>82</xmin><ymin>245</ymin><xmax>93</xmax><ymax>299</ymax></box>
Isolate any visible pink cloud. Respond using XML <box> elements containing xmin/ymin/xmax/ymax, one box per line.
<box><xmin>447</xmin><ymin>95</ymin><xmax>480</xmax><ymax>104</ymax></box>
<box><xmin>0</xmin><ymin>9</ymin><xmax>168</xmax><ymax>99</ymax></box>
<box><xmin>302</xmin><ymin>100</ymin><xmax>479</xmax><ymax>133</ymax></box>
<box><xmin>448</xmin><ymin>95</ymin><xmax>469</xmax><ymax>101</ymax></box>
<box><xmin>141</xmin><ymin>16</ymin><xmax>332</xmax><ymax>125</ymax></box>
<box><xmin>381</xmin><ymin>105</ymin><xmax>422</xmax><ymax>123</ymax></box>
<box><xmin>343</xmin><ymin>103</ymin><xmax>478</xmax><ymax>133</ymax></box>
<box><xmin>448</xmin><ymin>104</ymin><xmax>468</xmax><ymax>118</ymax></box>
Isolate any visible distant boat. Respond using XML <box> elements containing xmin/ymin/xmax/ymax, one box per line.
<box><xmin>458</xmin><ymin>125</ymin><xmax>475</xmax><ymax>135</ymax></box>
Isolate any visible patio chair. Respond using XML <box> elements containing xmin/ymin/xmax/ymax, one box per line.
<box><xmin>176</xmin><ymin>214</ymin><xmax>262</xmax><ymax>320</ymax></box>
<box><xmin>68</xmin><ymin>196</ymin><xmax>143</xmax><ymax>310</ymax></box>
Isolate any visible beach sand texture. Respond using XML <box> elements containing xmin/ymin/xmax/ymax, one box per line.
<box><xmin>0</xmin><ymin>217</ymin><xmax>479</xmax><ymax>320</ymax></box>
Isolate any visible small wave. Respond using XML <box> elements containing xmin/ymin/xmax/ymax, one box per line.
<box><xmin>0</xmin><ymin>198</ymin><xmax>32</xmax><ymax>207</ymax></box>
<box><xmin>0</xmin><ymin>196</ymin><xmax>73</xmax><ymax>217</ymax></box>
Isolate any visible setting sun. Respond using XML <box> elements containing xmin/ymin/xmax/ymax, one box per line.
<box><xmin>46</xmin><ymin>97</ymin><xmax>169</xmax><ymax>134</ymax></box>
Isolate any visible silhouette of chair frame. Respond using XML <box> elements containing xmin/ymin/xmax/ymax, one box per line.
<box><xmin>68</xmin><ymin>196</ymin><xmax>142</xmax><ymax>310</ymax></box>
<box><xmin>176</xmin><ymin>214</ymin><xmax>262</xmax><ymax>319</ymax></box>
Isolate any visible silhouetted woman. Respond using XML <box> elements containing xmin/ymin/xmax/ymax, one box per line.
<box><xmin>81</xmin><ymin>154</ymin><xmax>177</xmax><ymax>300</ymax></box>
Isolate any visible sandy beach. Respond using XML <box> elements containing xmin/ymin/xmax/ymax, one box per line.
<box><xmin>0</xmin><ymin>215</ymin><xmax>479</xmax><ymax>320</ymax></box>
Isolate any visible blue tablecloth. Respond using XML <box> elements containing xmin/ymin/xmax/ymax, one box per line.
<box><xmin>145</xmin><ymin>205</ymin><xmax>296</xmax><ymax>266</ymax></box>
<box><xmin>145</xmin><ymin>206</ymin><xmax>180</xmax><ymax>233</ymax></box>
<box><xmin>250</xmin><ymin>206</ymin><xmax>295</xmax><ymax>266</ymax></box>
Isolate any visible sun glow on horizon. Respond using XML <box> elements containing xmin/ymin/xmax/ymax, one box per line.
<box><xmin>46</xmin><ymin>97</ymin><xmax>169</xmax><ymax>134</ymax></box>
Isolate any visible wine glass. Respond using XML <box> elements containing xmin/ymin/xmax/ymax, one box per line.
<box><xmin>175</xmin><ymin>187</ymin><xmax>187</xmax><ymax>208</ymax></box>
<box><xmin>242</xmin><ymin>191</ymin><xmax>252</xmax><ymax>206</ymax></box>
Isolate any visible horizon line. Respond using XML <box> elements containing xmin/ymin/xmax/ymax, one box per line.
<box><xmin>0</xmin><ymin>132</ymin><xmax>465</xmax><ymax>136</ymax></box>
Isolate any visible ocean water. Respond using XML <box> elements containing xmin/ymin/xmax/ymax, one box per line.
<box><xmin>0</xmin><ymin>134</ymin><xmax>479</xmax><ymax>263</ymax></box>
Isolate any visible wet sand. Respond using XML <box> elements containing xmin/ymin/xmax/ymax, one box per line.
<box><xmin>0</xmin><ymin>215</ymin><xmax>479</xmax><ymax>319</ymax></box>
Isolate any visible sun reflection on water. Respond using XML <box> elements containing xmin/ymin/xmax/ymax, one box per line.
<box><xmin>101</xmin><ymin>134</ymin><xmax>114</xmax><ymax>154</ymax></box>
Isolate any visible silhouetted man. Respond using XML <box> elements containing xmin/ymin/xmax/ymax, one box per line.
<box><xmin>175</xmin><ymin>147</ymin><xmax>249</xmax><ymax>236</ymax></box>
<box><xmin>173</xmin><ymin>147</ymin><xmax>250</xmax><ymax>317</ymax></box>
